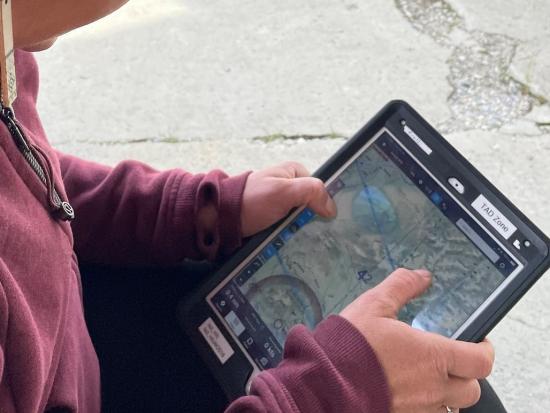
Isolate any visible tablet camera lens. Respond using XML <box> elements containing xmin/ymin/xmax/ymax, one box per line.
<box><xmin>524</xmin><ymin>240</ymin><xmax>531</xmax><ymax>248</ymax></box>
<box><xmin>447</xmin><ymin>177</ymin><xmax>465</xmax><ymax>194</ymax></box>
<box><xmin>400</xmin><ymin>119</ymin><xmax>406</xmax><ymax>126</ymax></box>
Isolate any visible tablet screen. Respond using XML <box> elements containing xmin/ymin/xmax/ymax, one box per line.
<box><xmin>208</xmin><ymin>129</ymin><xmax>522</xmax><ymax>369</ymax></box>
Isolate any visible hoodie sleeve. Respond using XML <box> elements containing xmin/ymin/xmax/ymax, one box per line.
<box><xmin>225</xmin><ymin>315</ymin><xmax>391</xmax><ymax>413</ymax></box>
<box><xmin>56</xmin><ymin>152</ymin><xmax>250</xmax><ymax>265</ymax></box>
<box><xmin>0</xmin><ymin>280</ymin><xmax>5</xmax><ymax>384</ymax></box>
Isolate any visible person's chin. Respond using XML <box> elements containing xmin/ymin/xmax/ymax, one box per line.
<box><xmin>22</xmin><ymin>38</ymin><xmax>57</xmax><ymax>52</ymax></box>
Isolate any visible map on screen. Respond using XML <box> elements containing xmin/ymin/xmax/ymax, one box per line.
<box><xmin>235</xmin><ymin>134</ymin><xmax>507</xmax><ymax>346</ymax></box>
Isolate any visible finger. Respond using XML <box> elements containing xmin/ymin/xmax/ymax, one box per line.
<box><xmin>444</xmin><ymin>378</ymin><xmax>481</xmax><ymax>409</ymax></box>
<box><xmin>278</xmin><ymin>161</ymin><xmax>311</xmax><ymax>178</ymax></box>
<box><xmin>284</xmin><ymin>177</ymin><xmax>337</xmax><ymax>217</ymax></box>
<box><xmin>367</xmin><ymin>268</ymin><xmax>432</xmax><ymax>317</ymax></box>
<box><xmin>442</xmin><ymin>339</ymin><xmax>494</xmax><ymax>379</ymax></box>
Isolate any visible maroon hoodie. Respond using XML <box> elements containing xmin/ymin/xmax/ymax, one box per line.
<box><xmin>0</xmin><ymin>50</ymin><xmax>390</xmax><ymax>412</ymax></box>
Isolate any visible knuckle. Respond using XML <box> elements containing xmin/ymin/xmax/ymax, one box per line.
<box><xmin>310</xmin><ymin>178</ymin><xmax>325</xmax><ymax>194</ymax></box>
<box><xmin>465</xmin><ymin>380</ymin><xmax>482</xmax><ymax>406</ymax></box>
<box><xmin>280</xmin><ymin>160</ymin><xmax>297</xmax><ymax>168</ymax></box>
<box><xmin>479</xmin><ymin>352</ymin><xmax>494</xmax><ymax>377</ymax></box>
<box><xmin>281</xmin><ymin>161</ymin><xmax>305</xmax><ymax>176</ymax></box>
<box><xmin>363</xmin><ymin>290</ymin><xmax>393</xmax><ymax>314</ymax></box>
<box><xmin>363</xmin><ymin>289</ymin><xmax>382</xmax><ymax>306</ymax></box>
<box><xmin>430</xmin><ymin>342</ymin><xmax>450</xmax><ymax>378</ymax></box>
<box><xmin>376</xmin><ymin>298</ymin><xmax>396</xmax><ymax>316</ymax></box>
<box><xmin>392</xmin><ymin>267</ymin><xmax>411</xmax><ymax>277</ymax></box>
<box><xmin>392</xmin><ymin>267</ymin><xmax>419</xmax><ymax>288</ymax></box>
<box><xmin>424</xmin><ymin>386</ymin><xmax>445</xmax><ymax>407</ymax></box>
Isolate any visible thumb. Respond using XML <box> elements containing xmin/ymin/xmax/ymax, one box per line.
<box><xmin>370</xmin><ymin>268</ymin><xmax>432</xmax><ymax>317</ymax></box>
<box><xmin>283</xmin><ymin>177</ymin><xmax>337</xmax><ymax>217</ymax></box>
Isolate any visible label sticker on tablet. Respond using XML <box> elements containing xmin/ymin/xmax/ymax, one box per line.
<box><xmin>472</xmin><ymin>194</ymin><xmax>517</xmax><ymax>239</ymax></box>
<box><xmin>199</xmin><ymin>318</ymin><xmax>234</xmax><ymax>364</ymax></box>
<box><xmin>404</xmin><ymin>125</ymin><xmax>432</xmax><ymax>155</ymax></box>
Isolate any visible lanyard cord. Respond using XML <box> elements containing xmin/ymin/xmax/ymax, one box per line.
<box><xmin>0</xmin><ymin>2</ymin><xmax>75</xmax><ymax>221</ymax></box>
<box><xmin>0</xmin><ymin>0</ymin><xmax>17</xmax><ymax>109</ymax></box>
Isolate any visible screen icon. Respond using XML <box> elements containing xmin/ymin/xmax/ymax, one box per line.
<box><xmin>281</xmin><ymin>228</ymin><xmax>293</xmax><ymax>242</ymax></box>
<box><xmin>225</xmin><ymin>311</ymin><xmax>246</xmax><ymax>336</ymax></box>
<box><xmin>262</xmin><ymin>245</ymin><xmax>277</xmax><ymax>260</ymax></box>
<box><xmin>430</xmin><ymin>192</ymin><xmax>443</xmax><ymax>206</ymax></box>
<box><xmin>513</xmin><ymin>239</ymin><xmax>521</xmax><ymax>250</ymax></box>
<box><xmin>357</xmin><ymin>270</ymin><xmax>372</xmax><ymax>283</ymax></box>
<box><xmin>273</xmin><ymin>236</ymin><xmax>285</xmax><ymax>249</ymax></box>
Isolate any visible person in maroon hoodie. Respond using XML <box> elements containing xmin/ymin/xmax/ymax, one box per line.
<box><xmin>0</xmin><ymin>1</ymin><xmax>507</xmax><ymax>413</ymax></box>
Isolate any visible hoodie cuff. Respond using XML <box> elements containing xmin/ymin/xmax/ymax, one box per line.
<box><xmin>194</xmin><ymin>170</ymin><xmax>251</xmax><ymax>260</ymax></box>
<box><xmin>264</xmin><ymin>315</ymin><xmax>391</xmax><ymax>413</ymax></box>
<box><xmin>218</xmin><ymin>170</ymin><xmax>251</xmax><ymax>257</ymax></box>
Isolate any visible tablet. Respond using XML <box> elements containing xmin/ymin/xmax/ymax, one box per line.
<box><xmin>180</xmin><ymin>101</ymin><xmax>550</xmax><ymax>399</ymax></box>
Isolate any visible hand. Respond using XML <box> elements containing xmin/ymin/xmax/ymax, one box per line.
<box><xmin>340</xmin><ymin>268</ymin><xmax>494</xmax><ymax>413</ymax></box>
<box><xmin>240</xmin><ymin>162</ymin><xmax>337</xmax><ymax>237</ymax></box>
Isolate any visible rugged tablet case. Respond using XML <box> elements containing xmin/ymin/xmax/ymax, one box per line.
<box><xmin>178</xmin><ymin>100</ymin><xmax>550</xmax><ymax>400</ymax></box>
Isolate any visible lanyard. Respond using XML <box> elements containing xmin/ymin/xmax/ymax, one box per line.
<box><xmin>0</xmin><ymin>1</ymin><xmax>74</xmax><ymax>220</ymax></box>
<box><xmin>0</xmin><ymin>0</ymin><xmax>16</xmax><ymax>108</ymax></box>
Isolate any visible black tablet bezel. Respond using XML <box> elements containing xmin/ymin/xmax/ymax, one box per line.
<box><xmin>178</xmin><ymin>100</ymin><xmax>550</xmax><ymax>401</ymax></box>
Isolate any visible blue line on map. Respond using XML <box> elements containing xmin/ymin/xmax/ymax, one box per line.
<box><xmin>354</xmin><ymin>161</ymin><xmax>397</xmax><ymax>270</ymax></box>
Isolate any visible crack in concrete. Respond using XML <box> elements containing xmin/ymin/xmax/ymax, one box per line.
<box><xmin>500</xmin><ymin>131</ymin><xmax>547</xmax><ymax>138</ymax></box>
<box><xmin>54</xmin><ymin>133</ymin><xmax>348</xmax><ymax>146</ymax></box>
<box><xmin>508</xmin><ymin>315</ymin><xmax>546</xmax><ymax>332</ymax></box>
<box><xmin>55</xmin><ymin>136</ymin><xmax>198</xmax><ymax>146</ymax></box>
<box><xmin>395</xmin><ymin>0</ymin><xmax>549</xmax><ymax>134</ymax></box>
<box><xmin>252</xmin><ymin>133</ymin><xmax>346</xmax><ymax>143</ymax></box>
